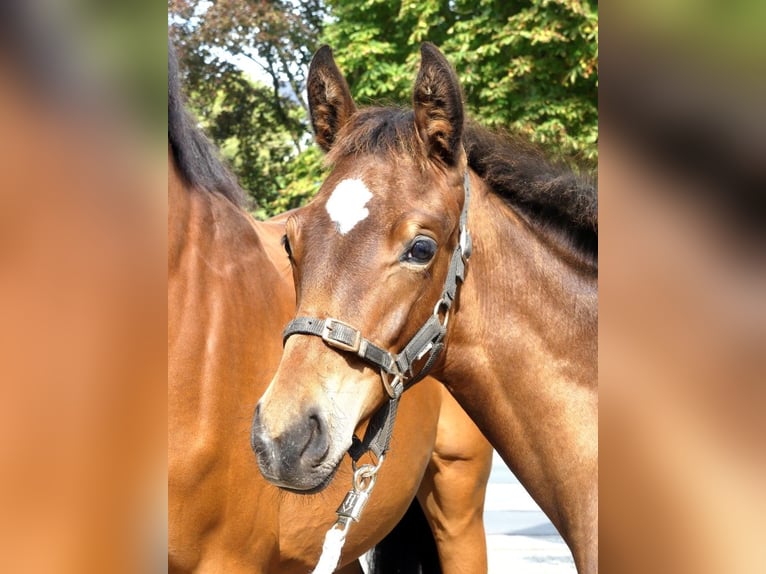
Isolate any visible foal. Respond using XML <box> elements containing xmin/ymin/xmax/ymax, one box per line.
<box><xmin>252</xmin><ymin>43</ymin><xmax>597</xmax><ymax>572</ymax></box>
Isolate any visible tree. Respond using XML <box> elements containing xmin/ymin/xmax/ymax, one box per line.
<box><xmin>322</xmin><ymin>0</ymin><xmax>597</xmax><ymax>167</ymax></box>
<box><xmin>169</xmin><ymin>0</ymin><xmax>597</xmax><ymax>217</ymax></box>
<box><xmin>169</xmin><ymin>0</ymin><xmax>325</xmax><ymax>215</ymax></box>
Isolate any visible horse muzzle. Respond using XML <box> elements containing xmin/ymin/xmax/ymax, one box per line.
<box><xmin>250</xmin><ymin>402</ymin><xmax>336</xmax><ymax>492</ymax></box>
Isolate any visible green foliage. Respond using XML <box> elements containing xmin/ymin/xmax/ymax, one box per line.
<box><xmin>184</xmin><ymin>68</ymin><xmax>304</xmax><ymax>214</ymax></box>
<box><xmin>169</xmin><ymin>0</ymin><xmax>323</xmax><ymax>217</ymax></box>
<box><xmin>170</xmin><ymin>0</ymin><xmax>597</xmax><ymax>217</ymax></box>
<box><xmin>323</xmin><ymin>0</ymin><xmax>598</xmax><ymax>168</ymax></box>
<box><xmin>267</xmin><ymin>146</ymin><xmax>328</xmax><ymax>218</ymax></box>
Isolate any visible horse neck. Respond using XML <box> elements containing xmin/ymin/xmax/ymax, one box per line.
<box><xmin>167</xmin><ymin>157</ymin><xmax>291</xmax><ymax>566</ymax></box>
<box><xmin>441</xmin><ymin>177</ymin><xmax>598</xmax><ymax>567</ymax></box>
<box><xmin>168</xmin><ymin>158</ymin><xmax>291</xmax><ymax>447</ymax></box>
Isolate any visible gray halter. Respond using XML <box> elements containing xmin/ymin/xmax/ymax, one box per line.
<box><xmin>282</xmin><ymin>172</ymin><xmax>472</xmax><ymax>460</ymax></box>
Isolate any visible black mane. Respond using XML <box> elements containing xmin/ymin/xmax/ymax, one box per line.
<box><xmin>463</xmin><ymin>121</ymin><xmax>597</xmax><ymax>259</ymax></box>
<box><xmin>327</xmin><ymin>108</ymin><xmax>597</xmax><ymax>259</ymax></box>
<box><xmin>168</xmin><ymin>39</ymin><xmax>244</xmax><ymax>206</ymax></box>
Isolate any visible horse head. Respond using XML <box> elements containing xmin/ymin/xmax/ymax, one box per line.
<box><xmin>251</xmin><ymin>44</ymin><xmax>470</xmax><ymax>491</ymax></box>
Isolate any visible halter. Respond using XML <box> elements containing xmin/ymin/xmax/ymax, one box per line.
<box><xmin>284</xmin><ymin>172</ymin><xmax>472</xmax><ymax>574</ymax></box>
<box><xmin>282</xmin><ymin>171</ymin><xmax>472</xmax><ymax>458</ymax></box>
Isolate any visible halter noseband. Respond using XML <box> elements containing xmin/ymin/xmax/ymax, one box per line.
<box><xmin>282</xmin><ymin>171</ymin><xmax>471</xmax><ymax>398</ymax></box>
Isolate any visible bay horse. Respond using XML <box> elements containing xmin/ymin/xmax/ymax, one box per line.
<box><xmin>251</xmin><ymin>44</ymin><xmax>598</xmax><ymax>572</ymax></box>
<box><xmin>167</xmin><ymin>40</ymin><xmax>492</xmax><ymax>573</ymax></box>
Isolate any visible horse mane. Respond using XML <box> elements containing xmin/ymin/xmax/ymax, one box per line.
<box><xmin>168</xmin><ymin>39</ymin><xmax>245</xmax><ymax>206</ymax></box>
<box><xmin>463</xmin><ymin>120</ymin><xmax>598</xmax><ymax>259</ymax></box>
<box><xmin>327</xmin><ymin>108</ymin><xmax>598</xmax><ymax>259</ymax></box>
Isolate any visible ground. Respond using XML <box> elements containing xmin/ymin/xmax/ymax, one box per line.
<box><xmin>485</xmin><ymin>452</ymin><xmax>576</xmax><ymax>573</ymax></box>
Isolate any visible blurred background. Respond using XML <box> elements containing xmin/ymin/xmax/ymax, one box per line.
<box><xmin>0</xmin><ymin>1</ymin><xmax>165</xmax><ymax>572</ymax></box>
<box><xmin>600</xmin><ymin>1</ymin><xmax>765</xmax><ymax>571</ymax></box>
<box><xmin>1</xmin><ymin>0</ymin><xmax>764</xmax><ymax>572</ymax></box>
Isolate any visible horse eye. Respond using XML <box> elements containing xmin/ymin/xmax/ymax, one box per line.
<box><xmin>405</xmin><ymin>236</ymin><xmax>437</xmax><ymax>264</ymax></box>
<box><xmin>281</xmin><ymin>235</ymin><xmax>293</xmax><ymax>259</ymax></box>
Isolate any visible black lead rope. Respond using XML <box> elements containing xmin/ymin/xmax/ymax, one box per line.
<box><xmin>282</xmin><ymin>171</ymin><xmax>472</xmax><ymax>462</ymax></box>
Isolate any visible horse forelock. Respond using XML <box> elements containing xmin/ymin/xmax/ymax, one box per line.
<box><xmin>324</xmin><ymin>108</ymin><xmax>422</xmax><ymax>167</ymax></box>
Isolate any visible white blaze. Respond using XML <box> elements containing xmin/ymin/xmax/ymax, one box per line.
<box><xmin>325</xmin><ymin>178</ymin><xmax>373</xmax><ymax>235</ymax></box>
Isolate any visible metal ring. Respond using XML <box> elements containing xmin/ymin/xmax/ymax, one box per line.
<box><xmin>380</xmin><ymin>370</ymin><xmax>403</xmax><ymax>399</ymax></box>
<box><xmin>353</xmin><ymin>464</ymin><xmax>378</xmax><ymax>493</ymax></box>
<box><xmin>433</xmin><ymin>298</ymin><xmax>450</xmax><ymax>329</ymax></box>
<box><xmin>351</xmin><ymin>454</ymin><xmax>385</xmax><ymax>493</ymax></box>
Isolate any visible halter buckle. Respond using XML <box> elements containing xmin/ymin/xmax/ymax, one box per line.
<box><xmin>321</xmin><ymin>318</ymin><xmax>362</xmax><ymax>353</ymax></box>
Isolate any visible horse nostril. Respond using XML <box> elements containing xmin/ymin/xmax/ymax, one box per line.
<box><xmin>301</xmin><ymin>412</ymin><xmax>329</xmax><ymax>466</ymax></box>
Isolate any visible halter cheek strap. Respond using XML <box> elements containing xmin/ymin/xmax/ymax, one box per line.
<box><xmin>281</xmin><ymin>171</ymin><xmax>472</xmax><ymax>459</ymax></box>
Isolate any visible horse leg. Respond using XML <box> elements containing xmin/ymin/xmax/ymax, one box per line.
<box><xmin>417</xmin><ymin>386</ymin><xmax>493</xmax><ymax>574</ymax></box>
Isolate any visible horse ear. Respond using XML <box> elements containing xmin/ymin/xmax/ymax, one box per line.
<box><xmin>307</xmin><ymin>46</ymin><xmax>356</xmax><ymax>152</ymax></box>
<box><xmin>413</xmin><ymin>43</ymin><xmax>465</xmax><ymax>166</ymax></box>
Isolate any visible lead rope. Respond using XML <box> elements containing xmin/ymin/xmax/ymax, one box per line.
<box><xmin>307</xmin><ymin>310</ymin><xmax>447</xmax><ymax>574</ymax></box>
<box><xmin>299</xmin><ymin>171</ymin><xmax>472</xmax><ymax>573</ymax></box>
<box><xmin>311</xmin><ymin>456</ymin><xmax>385</xmax><ymax>574</ymax></box>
